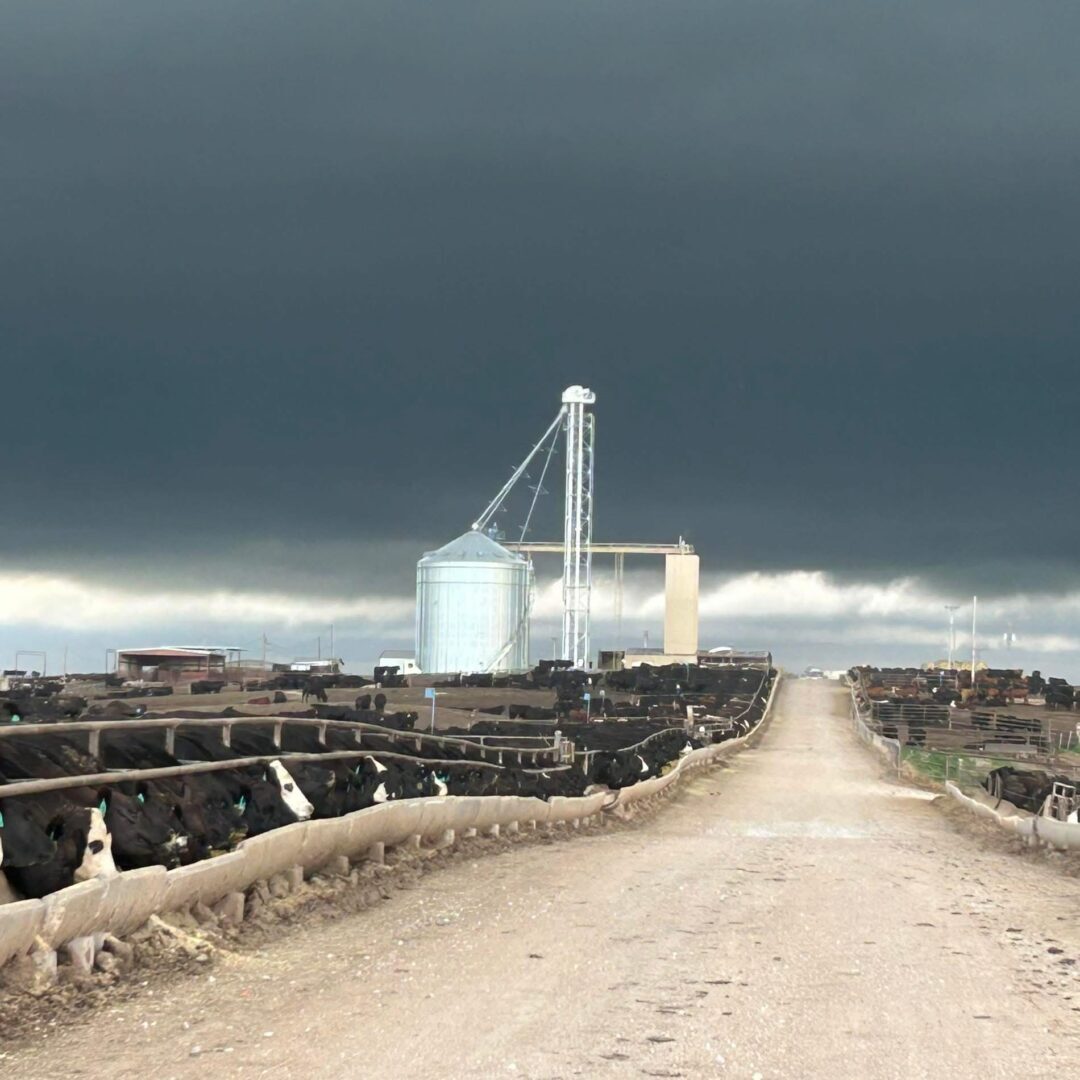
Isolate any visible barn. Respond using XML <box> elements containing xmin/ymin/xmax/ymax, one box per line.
<box><xmin>115</xmin><ymin>645</ymin><xmax>242</xmax><ymax>686</ymax></box>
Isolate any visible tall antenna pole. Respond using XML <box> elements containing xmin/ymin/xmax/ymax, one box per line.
<box><xmin>970</xmin><ymin>595</ymin><xmax>978</xmax><ymax>690</ymax></box>
<box><xmin>561</xmin><ymin>385</ymin><xmax>596</xmax><ymax>667</ymax></box>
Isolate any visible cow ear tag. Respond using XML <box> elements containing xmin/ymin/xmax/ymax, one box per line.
<box><xmin>0</xmin><ymin>811</ymin><xmax>5</xmax><ymax>827</ymax></box>
<box><xmin>137</xmin><ymin>792</ymin><xmax>145</xmax><ymax>803</ymax></box>
<box><xmin>98</xmin><ymin>798</ymin><xmax>107</xmax><ymax>814</ymax></box>
<box><xmin>237</xmin><ymin>796</ymin><xmax>247</xmax><ymax>813</ymax></box>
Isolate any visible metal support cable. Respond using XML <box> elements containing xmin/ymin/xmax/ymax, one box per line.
<box><xmin>518</xmin><ymin>418</ymin><xmax>562</xmax><ymax>543</ymax></box>
<box><xmin>471</xmin><ymin>407</ymin><xmax>567</xmax><ymax>533</ymax></box>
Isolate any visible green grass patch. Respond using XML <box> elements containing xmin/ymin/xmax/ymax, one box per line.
<box><xmin>900</xmin><ymin>747</ymin><xmax>1033</xmax><ymax>787</ymax></box>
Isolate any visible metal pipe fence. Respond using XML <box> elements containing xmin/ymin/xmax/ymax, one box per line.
<box><xmin>0</xmin><ymin>748</ymin><xmax>525</xmax><ymax>801</ymax></box>
<box><xmin>0</xmin><ymin>714</ymin><xmax>560</xmax><ymax>767</ymax></box>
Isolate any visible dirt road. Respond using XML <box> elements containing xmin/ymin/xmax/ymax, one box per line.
<box><xmin>5</xmin><ymin>679</ymin><xmax>1080</xmax><ymax>1078</ymax></box>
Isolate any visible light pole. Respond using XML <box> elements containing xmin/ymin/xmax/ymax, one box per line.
<box><xmin>970</xmin><ymin>595</ymin><xmax>978</xmax><ymax>692</ymax></box>
<box><xmin>945</xmin><ymin>605</ymin><xmax>959</xmax><ymax>670</ymax></box>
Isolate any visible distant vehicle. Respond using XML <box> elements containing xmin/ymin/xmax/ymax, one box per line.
<box><xmin>803</xmin><ymin>667</ymin><xmax>825</xmax><ymax>679</ymax></box>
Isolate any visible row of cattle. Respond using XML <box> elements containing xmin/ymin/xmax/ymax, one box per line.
<box><xmin>0</xmin><ymin>668</ymin><xmax>775</xmax><ymax>901</ymax></box>
<box><xmin>853</xmin><ymin>666</ymin><xmax>1076</xmax><ymax>709</ymax></box>
<box><xmin>0</xmin><ymin>714</ymin><xmax>730</xmax><ymax>901</ymax></box>
<box><xmin>435</xmin><ymin>661</ymin><xmax>770</xmax><ymax>699</ymax></box>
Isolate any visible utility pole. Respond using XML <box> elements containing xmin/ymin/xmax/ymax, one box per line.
<box><xmin>261</xmin><ymin>633</ymin><xmax>267</xmax><ymax>671</ymax></box>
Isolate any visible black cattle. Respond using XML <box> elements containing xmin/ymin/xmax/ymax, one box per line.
<box><xmin>98</xmin><ymin>731</ymin><xmax>242</xmax><ymax>858</ymax></box>
<box><xmin>496</xmin><ymin>767</ymin><xmax>588</xmax><ymax>799</ymax></box>
<box><xmin>86</xmin><ymin>699</ymin><xmax>147</xmax><ymax>720</ymax></box>
<box><xmin>8</xmin><ymin>730</ymin><xmax>200</xmax><ymax>870</ymax></box>
<box><xmin>429</xmin><ymin>764</ymin><xmax>500</xmax><ymax>797</ymax></box>
<box><xmin>930</xmin><ymin>685</ymin><xmax>961</xmax><ymax>706</ymax></box>
<box><xmin>373</xmin><ymin>666</ymin><xmax>408</xmax><ymax>688</ymax></box>
<box><xmin>0</xmin><ymin>700</ymin><xmax>25</xmax><ymax>725</ymax></box>
<box><xmin>1045</xmin><ymin>679</ymin><xmax>1075</xmax><ymax>709</ymax></box>
<box><xmin>983</xmin><ymin>766</ymin><xmax>1075</xmax><ymax>814</ymax></box>
<box><xmin>190</xmin><ymin>679</ymin><xmax>226</xmax><ymax>694</ymax></box>
<box><xmin>302</xmin><ymin>677</ymin><xmax>329</xmax><ymax>704</ymax></box>
<box><xmin>370</xmin><ymin>710</ymin><xmax>417</xmax><ymax>731</ymax></box>
<box><xmin>94</xmin><ymin>786</ymin><xmax>196</xmax><ymax>868</ymax></box>
<box><xmin>582</xmin><ymin>751</ymin><xmax>647</xmax><ymax>788</ymax></box>
<box><xmin>283</xmin><ymin>761</ymin><xmax>352</xmax><ymax>817</ymax></box>
<box><xmin>313</xmin><ymin>703</ymin><xmax>416</xmax><ymax>732</ymax></box>
<box><xmin>0</xmin><ymin>796</ymin><xmax>111</xmax><ymax>898</ymax></box>
<box><xmin>167</xmin><ymin>731</ymin><xmax>315</xmax><ymax>835</ymax></box>
<box><xmin>215</xmin><ymin>763</ymin><xmax>312</xmax><ymax>833</ymax></box>
<box><xmin>355</xmin><ymin>693</ymin><xmax>372</xmax><ymax>711</ymax></box>
<box><xmin>460</xmin><ymin>673</ymin><xmax>494</xmax><ymax>689</ymax></box>
<box><xmin>0</xmin><ymin>732</ymin><xmax>101</xmax><ymax>785</ymax></box>
<box><xmin>507</xmin><ymin>705</ymin><xmax>557</xmax><ymax>721</ymax></box>
<box><xmin>345</xmin><ymin>756</ymin><xmax>415</xmax><ymax>804</ymax></box>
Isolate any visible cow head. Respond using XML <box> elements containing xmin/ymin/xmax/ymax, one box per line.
<box><xmin>72</xmin><ymin>807</ymin><xmax>118</xmax><ymax>881</ymax></box>
<box><xmin>267</xmin><ymin>761</ymin><xmax>314</xmax><ymax>821</ymax></box>
<box><xmin>99</xmin><ymin>788</ymin><xmax>190</xmax><ymax>868</ymax></box>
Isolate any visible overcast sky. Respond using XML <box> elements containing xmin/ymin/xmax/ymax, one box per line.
<box><xmin>2</xmin><ymin>2</ymin><xmax>1079</xmax><ymax>676</ymax></box>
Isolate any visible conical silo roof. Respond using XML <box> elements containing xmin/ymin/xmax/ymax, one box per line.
<box><xmin>419</xmin><ymin>530</ymin><xmax>526</xmax><ymax>565</ymax></box>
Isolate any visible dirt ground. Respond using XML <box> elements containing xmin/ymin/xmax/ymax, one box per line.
<box><xmin>4</xmin><ymin>679</ymin><xmax>1080</xmax><ymax>1078</ymax></box>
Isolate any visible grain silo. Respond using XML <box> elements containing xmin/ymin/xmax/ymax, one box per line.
<box><xmin>415</xmin><ymin>530</ymin><xmax>533</xmax><ymax>674</ymax></box>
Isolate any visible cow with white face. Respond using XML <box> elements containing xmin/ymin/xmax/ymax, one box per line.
<box><xmin>267</xmin><ymin>761</ymin><xmax>315</xmax><ymax>822</ymax></box>
<box><xmin>348</xmin><ymin>756</ymin><xmax>402</xmax><ymax>807</ymax></box>
<box><xmin>0</xmin><ymin>798</ymin><xmax>118</xmax><ymax>898</ymax></box>
<box><xmin>72</xmin><ymin>806</ymin><xmax>118</xmax><ymax>882</ymax></box>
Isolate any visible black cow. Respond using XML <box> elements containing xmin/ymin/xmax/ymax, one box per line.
<box><xmin>98</xmin><ymin>731</ymin><xmax>242</xmax><ymax>858</ymax></box>
<box><xmin>169</xmin><ymin>730</ymin><xmax>315</xmax><ymax>834</ymax></box>
<box><xmin>0</xmin><ymin>795</ymin><xmax>116</xmax><ymax>898</ymax></box>
<box><xmin>302</xmin><ymin>677</ymin><xmax>329</xmax><ymax>704</ymax></box>
<box><xmin>983</xmin><ymin>766</ymin><xmax>1075</xmax><ymax>814</ymax></box>
<box><xmin>0</xmin><ymin>731</ymin><xmax>207</xmax><ymax>869</ymax></box>
<box><xmin>507</xmin><ymin>705</ymin><xmax>544</xmax><ymax>720</ymax></box>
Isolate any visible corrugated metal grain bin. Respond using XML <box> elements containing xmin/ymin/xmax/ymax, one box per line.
<box><xmin>416</xmin><ymin>530</ymin><xmax>532</xmax><ymax>673</ymax></box>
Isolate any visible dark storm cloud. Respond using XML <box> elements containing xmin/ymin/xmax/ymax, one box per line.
<box><xmin>2</xmin><ymin>1</ymin><xmax>1080</xmax><ymax>595</ymax></box>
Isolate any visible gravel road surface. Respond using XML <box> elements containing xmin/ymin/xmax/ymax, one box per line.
<box><xmin>5</xmin><ymin>678</ymin><xmax>1079</xmax><ymax>1078</ymax></box>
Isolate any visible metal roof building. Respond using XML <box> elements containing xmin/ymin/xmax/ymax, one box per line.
<box><xmin>115</xmin><ymin>645</ymin><xmax>243</xmax><ymax>684</ymax></box>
